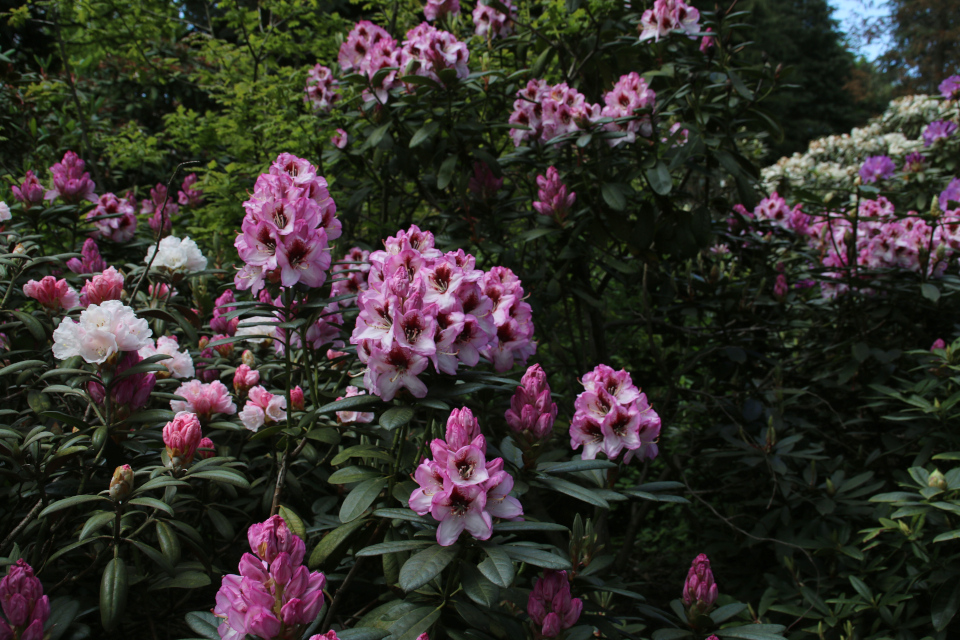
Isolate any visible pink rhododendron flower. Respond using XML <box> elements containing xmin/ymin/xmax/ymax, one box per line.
<box><xmin>923</xmin><ymin>120</ymin><xmax>958</xmax><ymax>147</ymax></box>
<box><xmin>473</xmin><ymin>0</ymin><xmax>516</xmax><ymax>38</ymax></box>
<box><xmin>931</xmin><ymin>338</ymin><xmax>947</xmax><ymax>352</ymax></box>
<box><xmin>87</xmin><ymin>193</ymin><xmax>137</xmax><ymax>242</ymax></box>
<box><xmin>239</xmin><ymin>386</ymin><xmax>287</xmax><ymax>431</ymax></box>
<box><xmin>534</xmin><ymin>167</ymin><xmax>576</xmax><ymax>223</ymax></box>
<box><xmin>211</xmin><ymin>289</ymin><xmax>239</xmax><ymax>335</ymax></box>
<box><xmin>197</xmin><ymin>437</ymin><xmax>216</xmax><ymax>459</ymax></box>
<box><xmin>66</xmin><ymin>238</ymin><xmax>107</xmax><ymax>274</ymax></box>
<box><xmin>86</xmin><ymin>354</ymin><xmax>155</xmax><ymax>423</ymax></box>
<box><xmin>304</xmin><ymin>64</ymin><xmax>340</xmax><ymax>112</ymax></box>
<box><xmin>290</xmin><ymin>385</ymin><xmax>305</xmax><ymax>411</ymax></box>
<box><xmin>335</xmin><ymin>386</ymin><xmax>375</xmax><ymax>424</ymax></box>
<box><xmin>699</xmin><ymin>26</ymin><xmax>715</xmax><ymax>53</ymax></box>
<box><xmin>506</xmin><ymin>364</ymin><xmax>557</xmax><ymax>441</ymax></box>
<box><xmin>23</xmin><ymin>276</ymin><xmax>79</xmax><ymax>313</ymax></box>
<box><xmin>52</xmin><ymin>300</ymin><xmax>152</xmax><ymax>364</ymax></box>
<box><xmin>12</xmin><ymin>171</ymin><xmax>45</xmax><ymax>209</ymax></box>
<box><xmin>940</xmin><ymin>178</ymin><xmax>960</xmax><ymax>213</ymax></box>
<box><xmin>411</xmin><ymin>408</ymin><xmax>522</xmax><ymax>545</ymax></box>
<box><xmin>400</xmin><ymin>23</ymin><xmax>470</xmax><ymax>85</ymax></box>
<box><xmin>527</xmin><ymin>570</ymin><xmax>582</xmax><ymax>638</ymax></box>
<box><xmin>638</xmin><ymin>0</ymin><xmax>700</xmax><ymax>42</ymax></box>
<box><xmin>233</xmin><ymin>364</ymin><xmax>261</xmax><ymax>396</ymax></box>
<box><xmin>139</xmin><ymin>335</ymin><xmax>195</xmax><ymax>379</ymax></box>
<box><xmin>338</xmin><ymin>21</ymin><xmax>393</xmax><ymax>72</ymax></box>
<box><xmin>141</xmin><ymin>183</ymin><xmax>178</xmax><ymax>234</ymax></box>
<box><xmin>215</xmin><ymin>516</ymin><xmax>325</xmax><ymax>640</ymax></box>
<box><xmin>0</xmin><ymin>202</ymin><xmax>8</xmax><ymax>222</ymax></box>
<box><xmin>859</xmin><ymin>155</ymin><xmax>896</xmax><ymax>184</ymax></box>
<box><xmin>163</xmin><ymin>411</ymin><xmax>203</xmax><ymax>466</ymax></box>
<box><xmin>774</xmin><ymin>273</ymin><xmax>788</xmax><ymax>299</ymax></box>
<box><xmin>332</xmin><ymin>129</ymin><xmax>349</xmax><ymax>149</ymax></box>
<box><xmin>570</xmin><ymin>364</ymin><xmax>661</xmax><ymax>463</ymax></box>
<box><xmin>310</xmin><ymin>633</ymin><xmax>342</xmax><ymax>640</ymax></box>
<box><xmin>424</xmin><ymin>0</ymin><xmax>459</xmax><ymax>21</ymax></box>
<box><xmin>601</xmin><ymin>72</ymin><xmax>657</xmax><ymax>146</ymax></box>
<box><xmin>178</xmin><ymin>173</ymin><xmax>204</xmax><ymax>207</ymax></box>
<box><xmin>0</xmin><ymin>559</ymin><xmax>50</xmax><ymax>640</ymax></box>
<box><xmin>509</xmin><ymin>79</ymin><xmax>601</xmax><ymax>147</ymax></box>
<box><xmin>79</xmin><ymin>266</ymin><xmax>124</xmax><ymax>306</ymax></box>
<box><xmin>45</xmin><ymin>151</ymin><xmax>97</xmax><ymax>203</ymax></box>
<box><xmin>940</xmin><ymin>75</ymin><xmax>960</xmax><ymax>100</ymax></box>
<box><xmin>171</xmin><ymin>379</ymin><xmax>238</xmax><ymax>421</ymax></box>
<box><xmin>467</xmin><ymin>162</ymin><xmax>503</xmax><ymax>200</ymax></box>
<box><xmin>903</xmin><ymin>152</ymin><xmax>926</xmax><ymax>173</ymax></box>
<box><xmin>234</xmin><ymin>154</ymin><xmax>336</xmax><ymax>295</ymax></box>
<box><xmin>682</xmin><ymin>554</ymin><xmax>718</xmax><ymax>614</ymax></box>
<box><xmin>331</xmin><ymin>247</ymin><xmax>370</xmax><ymax>305</ymax></box>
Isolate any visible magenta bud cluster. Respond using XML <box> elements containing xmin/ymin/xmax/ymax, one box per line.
<box><xmin>215</xmin><ymin>516</ymin><xmax>326</xmax><ymax>640</ymax></box>
<box><xmin>527</xmin><ymin>570</ymin><xmax>583</xmax><ymax>638</ymax></box>
<box><xmin>682</xmin><ymin>553</ymin><xmax>719</xmax><ymax>615</ymax></box>
<box><xmin>0</xmin><ymin>559</ymin><xmax>49</xmax><ymax>640</ymax></box>
<box><xmin>505</xmin><ymin>364</ymin><xmax>558</xmax><ymax>441</ymax></box>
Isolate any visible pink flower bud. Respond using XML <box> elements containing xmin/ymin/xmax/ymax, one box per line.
<box><xmin>310</xmin><ymin>632</ymin><xmax>342</xmax><ymax>640</ymax></box>
<box><xmin>23</xmin><ymin>276</ymin><xmax>79</xmax><ymax>313</ymax></box>
<box><xmin>211</xmin><ymin>334</ymin><xmax>234</xmax><ymax>358</ymax></box>
<box><xmin>527</xmin><ymin>570</ymin><xmax>582</xmax><ymax>637</ymax></box>
<box><xmin>162</xmin><ymin>411</ymin><xmax>203</xmax><ymax>466</ymax></box>
<box><xmin>45</xmin><ymin>151</ymin><xmax>97</xmax><ymax>204</ymax></box>
<box><xmin>505</xmin><ymin>364</ymin><xmax>557</xmax><ymax>441</ymax></box>
<box><xmin>109</xmin><ymin>464</ymin><xmax>135</xmax><ymax>501</ymax></box>
<box><xmin>291</xmin><ymin>385</ymin><xmax>305</xmax><ymax>411</ymax></box>
<box><xmin>682</xmin><ymin>554</ymin><xmax>718</xmax><ymax>615</ymax></box>
<box><xmin>932</xmin><ymin>338</ymin><xmax>947</xmax><ymax>352</ymax></box>
<box><xmin>0</xmin><ymin>560</ymin><xmax>49</xmax><ymax>634</ymax></box>
<box><xmin>12</xmin><ymin>171</ymin><xmax>45</xmax><ymax>209</ymax></box>
<box><xmin>533</xmin><ymin>167</ymin><xmax>576</xmax><ymax>224</ymax></box>
<box><xmin>80</xmin><ymin>266</ymin><xmax>125</xmax><ymax>306</ymax></box>
<box><xmin>241</xmin><ymin>349</ymin><xmax>256</xmax><ymax>367</ymax></box>
<box><xmin>233</xmin><ymin>364</ymin><xmax>260</xmax><ymax>395</ymax></box>
<box><xmin>247</xmin><ymin>515</ymin><xmax>306</xmax><ymax>565</ymax></box>
<box><xmin>331</xmin><ymin>129</ymin><xmax>348</xmax><ymax>149</ymax></box>
<box><xmin>445</xmin><ymin>407</ymin><xmax>482</xmax><ymax>451</ymax></box>
<box><xmin>699</xmin><ymin>27</ymin><xmax>715</xmax><ymax>53</ymax></box>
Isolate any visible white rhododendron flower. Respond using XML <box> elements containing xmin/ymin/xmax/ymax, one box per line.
<box><xmin>235</xmin><ymin>316</ymin><xmax>279</xmax><ymax>345</ymax></box>
<box><xmin>52</xmin><ymin>300</ymin><xmax>152</xmax><ymax>363</ymax></box>
<box><xmin>139</xmin><ymin>335</ymin><xmax>195</xmax><ymax>379</ymax></box>
<box><xmin>145</xmin><ymin>235</ymin><xmax>208</xmax><ymax>273</ymax></box>
<box><xmin>0</xmin><ymin>202</ymin><xmax>10</xmax><ymax>221</ymax></box>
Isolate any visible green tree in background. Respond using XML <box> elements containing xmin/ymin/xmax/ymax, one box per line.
<box><xmin>881</xmin><ymin>0</ymin><xmax>960</xmax><ymax>94</ymax></box>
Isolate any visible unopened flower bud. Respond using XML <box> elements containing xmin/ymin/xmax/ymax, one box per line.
<box><xmin>109</xmin><ymin>464</ymin><xmax>135</xmax><ymax>501</ymax></box>
<box><xmin>682</xmin><ymin>554</ymin><xmax>718</xmax><ymax>617</ymax></box>
<box><xmin>198</xmin><ymin>336</ymin><xmax>210</xmax><ymax>349</ymax></box>
<box><xmin>929</xmin><ymin>469</ymin><xmax>948</xmax><ymax>490</ymax></box>
<box><xmin>290</xmin><ymin>386</ymin><xmax>305</xmax><ymax>411</ymax></box>
<box><xmin>242</xmin><ymin>350</ymin><xmax>256</xmax><ymax>367</ymax></box>
<box><xmin>163</xmin><ymin>412</ymin><xmax>203</xmax><ymax>468</ymax></box>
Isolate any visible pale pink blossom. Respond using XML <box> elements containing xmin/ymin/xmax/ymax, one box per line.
<box><xmin>52</xmin><ymin>300</ymin><xmax>152</xmax><ymax>363</ymax></box>
<box><xmin>79</xmin><ymin>266</ymin><xmax>124</xmax><ymax>306</ymax></box>
<box><xmin>332</xmin><ymin>129</ymin><xmax>349</xmax><ymax>149</ymax></box>
<box><xmin>473</xmin><ymin>0</ymin><xmax>516</xmax><ymax>38</ymax></box>
<box><xmin>139</xmin><ymin>335</ymin><xmax>195</xmax><ymax>379</ymax></box>
<box><xmin>239</xmin><ymin>386</ymin><xmax>287</xmax><ymax>431</ymax></box>
<box><xmin>23</xmin><ymin>276</ymin><xmax>79</xmax><ymax>313</ymax></box>
<box><xmin>335</xmin><ymin>386</ymin><xmax>375</xmax><ymax>424</ymax></box>
<box><xmin>163</xmin><ymin>411</ymin><xmax>203</xmax><ymax>466</ymax></box>
<box><xmin>171</xmin><ymin>380</ymin><xmax>238</xmax><ymax>421</ymax></box>
<box><xmin>87</xmin><ymin>193</ymin><xmax>137</xmax><ymax>242</ymax></box>
<box><xmin>638</xmin><ymin>0</ymin><xmax>700</xmax><ymax>42</ymax></box>
<box><xmin>233</xmin><ymin>364</ymin><xmax>261</xmax><ymax>395</ymax></box>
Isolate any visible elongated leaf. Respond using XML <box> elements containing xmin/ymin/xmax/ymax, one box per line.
<box><xmin>646</xmin><ymin>162</ymin><xmax>673</xmax><ymax>195</ymax></box>
<box><xmin>340</xmin><ymin>477</ymin><xmax>388</xmax><ymax>523</ymax></box>
<box><xmin>437</xmin><ymin>156</ymin><xmax>457</xmax><ymax>190</ymax></box>
<box><xmin>331</xmin><ymin>444</ymin><xmax>394</xmax><ymax>466</ymax></box>
<box><xmin>329</xmin><ymin>466</ymin><xmax>381</xmax><ymax>484</ymax></box>
<box><xmin>380</xmin><ymin>406</ymin><xmax>415</xmax><ymax>431</ymax></box>
<box><xmin>100</xmin><ymin>558</ymin><xmax>128</xmax><ymax>632</ymax></box>
<box><xmin>492</xmin><ymin>521</ymin><xmax>567</xmax><ymax>533</ymax></box>
<box><xmin>278</xmin><ymin>506</ymin><xmax>307</xmax><ymax>540</ymax></box>
<box><xmin>479</xmin><ymin>544</ymin><xmax>515</xmax><ymax>587</ymax></box>
<box><xmin>410</xmin><ymin>122</ymin><xmax>439</xmax><ymax>148</ymax></box>
<box><xmin>538</xmin><ymin>477</ymin><xmax>609</xmax><ymax>508</ymax></box>
<box><xmin>128</xmin><ymin>497</ymin><xmax>174</xmax><ymax>516</ymax></box>
<box><xmin>188</xmin><ymin>468</ymin><xmax>250</xmax><ymax>488</ymax></box>
<box><xmin>710</xmin><ymin>603</ymin><xmax>747</xmax><ymax>624</ymax></box>
<box><xmin>357</xmin><ymin>540</ymin><xmax>433</xmax><ymax>556</ymax></box>
<box><xmin>318</xmin><ymin>394</ymin><xmax>382</xmax><ymax>415</ymax></box>
<box><xmin>0</xmin><ymin>359</ymin><xmax>45</xmax><ymax>377</ymax></box>
<box><xmin>538</xmin><ymin>460</ymin><xmax>616</xmax><ymax>474</ymax></box>
<box><xmin>387</xmin><ymin>606</ymin><xmax>441</xmax><ymax>640</ymax></box>
<box><xmin>460</xmin><ymin>562</ymin><xmax>498</xmax><ymax>608</ymax></box>
<box><xmin>40</xmin><ymin>494</ymin><xmax>109</xmax><ymax>518</ymax></box>
<box><xmin>503</xmin><ymin>545</ymin><xmax>571</xmax><ymax>570</ymax></box>
<box><xmin>309</xmin><ymin>518</ymin><xmax>369</xmax><ymax>569</ymax></box>
<box><xmin>12</xmin><ymin>311</ymin><xmax>45</xmax><ymax>342</ymax></box>
<box><xmin>79</xmin><ymin>512</ymin><xmax>115</xmax><ymax>541</ymax></box>
<box><xmin>150</xmin><ymin>571</ymin><xmax>212</xmax><ymax>590</ymax></box>
<box><xmin>156</xmin><ymin>521</ymin><xmax>182</xmax><ymax>566</ymax></box>
<box><xmin>601</xmin><ymin>183</ymin><xmax>626</xmax><ymax>211</ymax></box>
<box><xmin>933</xmin><ymin>577</ymin><xmax>960</xmax><ymax>631</ymax></box>
<box><xmin>185</xmin><ymin>611</ymin><xmax>221</xmax><ymax>640</ymax></box>
<box><xmin>399</xmin><ymin>545</ymin><xmax>458</xmax><ymax>592</ymax></box>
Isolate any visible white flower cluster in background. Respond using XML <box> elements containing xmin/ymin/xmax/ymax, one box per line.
<box><xmin>145</xmin><ymin>236</ymin><xmax>208</xmax><ymax>274</ymax></box>
<box><xmin>52</xmin><ymin>300</ymin><xmax>153</xmax><ymax>364</ymax></box>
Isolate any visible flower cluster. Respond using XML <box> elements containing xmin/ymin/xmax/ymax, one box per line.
<box><xmin>304</xmin><ymin>64</ymin><xmax>340</xmax><ymax>112</ymax></box>
<box><xmin>473</xmin><ymin>0</ymin><xmax>516</xmax><ymax>39</ymax></box>
<box><xmin>239</xmin><ymin>386</ymin><xmax>287</xmax><ymax>432</ymax></box>
<box><xmin>534</xmin><ymin>167</ymin><xmax>576</xmax><ymax>224</ymax></box>
<box><xmin>527</xmin><ymin>570</ymin><xmax>583</xmax><ymax>638</ymax></box>
<box><xmin>163</xmin><ymin>411</ymin><xmax>203</xmax><ymax>467</ymax></box>
<box><xmin>601</xmin><ymin>72</ymin><xmax>657</xmax><ymax>146</ymax></box>
<box><xmin>52</xmin><ymin>300</ymin><xmax>152</xmax><ymax>364</ymax></box>
<box><xmin>23</xmin><ymin>276</ymin><xmax>79</xmax><ymax>313</ymax></box>
<box><xmin>400</xmin><ymin>23</ymin><xmax>470</xmax><ymax>86</ymax></box>
<box><xmin>67</xmin><ymin>238</ymin><xmax>107</xmax><ymax>274</ymax></box>
<box><xmin>234</xmin><ymin>153</ymin><xmax>338</xmax><ymax>295</ymax></box>
<box><xmin>509</xmin><ymin>80</ymin><xmax>600</xmax><ymax>147</ymax></box>
<box><xmin>141</xmin><ymin>183</ymin><xmax>178</xmax><ymax>234</ymax></box>
<box><xmin>903</xmin><ymin>151</ymin><xmax>926</xmax><ymax>172</ymax></box>
<box><xmin>338</xmin><ymin>21</ymin><xmax>400</xmax><ymax>103</ymax></box>
<box><xmin>45</xmin><ymin>151</ymin><xmax>97</xmax><ymax>204</ymax></box>
<box><xmin>941</xmin><ymin>177</ymin><xmax>960</xmax><ymax>213</ymax></box>
<box><xmin>467</xmin><ymin>162</ymin><xmax>503</xmax><ymax>200</ymax></box>
<box><xmin>335</xmin><ymin>386</ymin><xmax>374</xmax><ymax>424</ymax></box>
<box><xmin>233</xmin><ymin>364</ymin><xmax>260</xmax><ymax>396</ymax></box>
<box><xmin>178</xmin><ymin>174</ymin><xmax>203</xmax><ymax>207</ymax></box>
<box><xmin>410</xmin><ymin>408</ymin><xmax>523</xmax><ymax>546</ymax></box>
<box><xmin>87</xmin><ymin>193</ymin><xmax>137</xmax><ymax>242</ymax></box>
<box><xmin>145</xmin><ymin>235</ymin><xmax>208</xmax><ymax>275</ymax></box>
<box><xmin>941</xmin><ymin>75</ymin><xmax>960</xmax><ymax>100</ymax></box>
<box><xmin>859</xmin><ymin>155</ymin><xmax>896</xmax><ymax>184</ymax></box>
<box><xmin>682</xmin><ymin>554</ymin><xmax>718</xmax><ymax>616</ymax></box>
<box><xmin>140</xmin><ymin>335</ymin><xmax>195</xmax><ymax>379</ymax></box>
<box><xmin>331</xmin><ymin>247</ymin><xmax>371</xmax><ymax>304</ymax></box>
<box><xmin>922</xmin><ymin>120</ymin><xmax>957</xmax><ymax>147</ymax></box>
<box><xmin>12</xmin><ymin>171</ymin><xmax>45</xmax><ymax>209</ymax></box>
<box><xmin>570</xmin><ymin>364</ymin><xmax>661</xmax><ymax>463</ymax></box>
<box><xmin>0</xmin><ymin>559</ymin><xmax>50</xmax><ymax>640</ymax></box>
<box><xmin>424</xmin><ymin>0</ymin><xmax>459</xmax><ymax>21</ymax></box>
<box><xmin>351</xmin><ymin>225</ymin><xmax>535</xmax><ymax>401</ymax></box>
<box><xmin>80</xmin><ymin>266</ymin><xmax>124</xmax><ymax>306</ymax></box>
<box><xmin>505</xmin><ymin>364</ymin><xmax>557</xmax><ymax>443</ymax></box>
<box><xmin>87</xmin><ymin>351</ymin><xmax>157</xmax><ymax>418</ymax></box>
<box><xmin>215</xmin><ymin>516</ymin><xmax>326</xmax><ymax>640</ymax></box>
<box><xmin>638</xmin><ymin>0</ymin><xmax>701</xmax><ymax>43</ymax></box>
